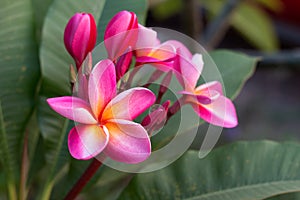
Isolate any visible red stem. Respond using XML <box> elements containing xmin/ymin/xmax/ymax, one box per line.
<box><xmin>64</xmin><ymin>158</ymin><xmax>103</xmax><ymax>200</ymax></box>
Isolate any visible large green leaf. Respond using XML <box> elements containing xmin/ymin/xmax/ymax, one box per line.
<box><xmin>0</xmin><ymin>0</ymin><xmax>39</xmax><ymax>198</ymax></box>
<box><xmin>203</xmin><ymin>50</ymin><xmax>257</xmax><ymax>99</ymax></box>
<box><xmin>120</xmin><ymin>141</ymin><xmax>300</xmax><ymax>199</ymax></box>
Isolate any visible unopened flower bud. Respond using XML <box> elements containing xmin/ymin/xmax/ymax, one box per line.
<box><xmin>64</xmin><ymin>13</ymin><xmax>97</xmax><ymax>70</ymax></box>
<box><xmin>104</xmin><ymin>10</ymin><xmax>138</xmax><ymax>61</ymax></box>
<box><xmin>142</xmin><ymin>101</ymin><xmax>170</xmax><ymax>136</ymax></box>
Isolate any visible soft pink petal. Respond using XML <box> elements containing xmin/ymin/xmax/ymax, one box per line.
<box><xmin>104</xmin><ymin>11</ymin><xmax>138</xmax><ymax>60</ymax></box>
<box><xmin>47</xmin><ymin>97</ymin><xmax>97</xmax><ymax>124</ymax></box>
<box><xmin>102</xmin><ymin>87</ymin><xmax>156</xmax><ymax>121</ymax></box>
<box><xmin>135</xmin><ymin>24</ymin><xmax>158</xmax><ymax>49</ymax></box>
<box><xmin>68</xmin><ymin>124</ymin><xmax>109</xmax><ymax>160</ymax></box>
<box><xmin>89</xmin><ymin>59</ymin><xmax>116</xmax><ymax>120</ymax></box>
<box><xmin>192</xmin><ymin>54</ymin><xmax>204</xmax><ymax>76</ymax></box>
<box><xmin>136</xmin><ymin>43</ymin><xmax>176</xmax><ymax>62</ymax></box>
<box><xmin>180</xmin><ymin>91</ymin><xmax>214</xmax><ymax>105</ymax></box>
<box><xmin>175</xmin><ymin>49</ymin><xmax>202</xmax><ymax>91</ymax></box>
<box><xmin>195</xmin><ymin>81</ymin><xmax>223</xmax><ymax>95</ymax></box>
<box><xmin>164</xmin><ymin>40</ymin><xmax>192</xmax><ymax>59</ymax></box>
<box><xmin>192</xmin><ymin>95</ymin><xmax>238</xmax><ymax>128</ymax></box>
<box><xmin>104</xmin><ymin>119</ymin><xmax>151</xmax><ymax>163</ymax></box>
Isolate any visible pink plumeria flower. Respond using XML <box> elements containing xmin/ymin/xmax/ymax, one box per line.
<box><xmin>104</xmin><ymin>11</ymin><xmax>138</xmax><ymax>61</ymax></box>
<box><xmin>47</xmin><ymin>59</ymin><xmax>156</xmax><ymax>163</ymax></box>
<box><xmin>175</xmin><ymin>48</ymin><xmax>238</xmax><ymax>128</ymax></box>
<box><xmin>64</xmin><ymin>13</ymin><xmax>97</xmax><ymax>70</ymax></box>
<box><xmin>134</xmin><ymin>26</ymin><xmax>177</xmax><ymax>72</ymax></box>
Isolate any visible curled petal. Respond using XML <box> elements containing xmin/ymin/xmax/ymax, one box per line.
<box><xmin>164</xmin><ymin>40</ymin><xmax>192</xmax><ymax>59</ymax></box>
<box><xmin>174</xmin><ymin>49</ymin><xmax>202</xmax><ymax>91</ymax></box>
<box><xmin>195</xmin><ymin>81</ymin><xmax>223</xmax><ymax>95</ymax></box>
<box><xmin>180</xmin><ymin>91</ymin><xmax>214</xmax><ymax>105</ymax></box>
<box><xmin>47</xmin><ymin>97</ymin><xmax>97</xmax><ymax>124</ymax></box>
<box><xmin>136</xmin><ymin>43</ymin><xmax>176</xmax><ymax>63</ymax></box>
<box><xmin>104</xmin><ymin>11</ymin><xmax>138</xmax><ymax>60</ymax></box>
<box><xmin>102</xmin><ymin>87</ymin><xmax>156</xmax><ymax>121</ymax></box>
<box><xmin>68</xmin><ymin>124</ymin><xmax>109</xmax><ymax>160</ymax></box>
<box><xmin>89</xmin><ymin>59</ymin><xmax>117</xmax><ymax>120</ymax></box>
<box><xmin>104</xmin><ymin>119</ymin><xmax>151</xmax><ymax>163</ymax></box>
<box><xmin>192</xmin><ymin>95</ymin><xmax>238</xmax><ymax>128</ymax></box>
<box><xmin>135</xmin><ymin>24</ymin><xmax>159</xmax><ymax>50</ymax></box>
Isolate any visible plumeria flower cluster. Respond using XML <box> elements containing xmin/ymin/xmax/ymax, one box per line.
<box><xmin>47</xmin><ymin>11</ymin><xmax>238</xmax><ymax>164</ymax></box>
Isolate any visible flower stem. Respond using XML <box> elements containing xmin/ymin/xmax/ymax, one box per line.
<box><xmin>64</xmin><ymin>158</ymin><xmax>103</xmax><ymax>200</ymax></box>
<box><xmin>167</xmin><ymin>96</ymin><xmax>185</xmax><ymax>121</ymax></box>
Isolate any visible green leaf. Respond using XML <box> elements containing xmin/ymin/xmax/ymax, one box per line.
<box><xmin>203</xmin><ymin>50</ymin><xmax>258</xmax><ymax>100</ymax></box>
<box><xmin>120</xmin><ymin>141</ymin><xmax>300</xmax><ymax>199</ymax></box>
<box><xmin>232</xmin><ymin>3</ymin><xmax>279</xmax><ymax>51</ymax></box>
<box><xmin>202</xmin><ymin>0</ymin><xmax>279</xmax><ymax>51</ymax></box>
<box><xmin>0</xmin><ymin>0</ymin><xmax>39</xmax><ymax>198</ymax></box>
<box><xmin>32</xmin><ymin>0</ymin><xmax>54</xmax><ymax>44</ymax></box>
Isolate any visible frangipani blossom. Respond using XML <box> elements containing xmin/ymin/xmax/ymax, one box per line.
<box><xmin>175</xmin><ymin>49</ymin><xmax>238</xmax><ymax>128</ymax></box>
<box><xmin>47</xmin><ymin>59</ymin><xmax>156</xmax><ymax>163</ymax></box>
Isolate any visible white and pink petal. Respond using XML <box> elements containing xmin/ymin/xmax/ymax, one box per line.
<box><xmin>68</xmin><ymin>124</ymin><xmax>109</xmax><ymax>160</ymax></box>
<box><xmin>104</xmin><ymin>119</ymin><xmax>151</xmax><ymax>164</ymax></box>
<box><xmin>47</xmin><ymin>96</ymin><xmax>97</xmax><ymax>124</ymax></box>
<box><xmin>102</xmin><ymin>87</ymin><xmax>156</xmax><ymax>121</ymax></box>
<box><xmin>89</xmin><ymin>59</ymin><xmax>117</xmax><ymax>120</ymax></box>
<box><xmin>192</xmin><ymin>95</ymin><xmax>238</xmax><ymax>128</ymax></box>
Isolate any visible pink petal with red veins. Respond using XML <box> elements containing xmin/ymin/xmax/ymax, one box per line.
<box><xmin>192</xmin><ymin>95</ymin><xmax>238</xmax><ymax>128</ymax></box>
<box><xmin>102</xmin><ymin>87</ymin><xmax>156</xmax><ymax>121</ymax></box>
<box><xmin>68</xmin><ymin>124</ymin><xmax>109</xmax><ymax>160</ymax></box>
<box><xmin>104</xmin><ymin>119</ymin><xmax>151</xmax><ymax>164</ymax></box>
<box><xmin>47</xmin><ymin>97</ymin><xmax>97</xmax><ymax>124</ymax></box>
<box><xmin>89</xmin><ymin>59</ymin><xmax>116</xmax><ymax>120</ymax></box>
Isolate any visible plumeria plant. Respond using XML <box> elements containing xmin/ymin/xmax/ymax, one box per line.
<box><xmin>4</xmin><ymin>1</ymin><xmax>299</xmax><ymax>200</ymax></box>
<box><xmin>46</xmin><ymin>10</ymin><xmax>238</xmax><ymax>198</ymax></box>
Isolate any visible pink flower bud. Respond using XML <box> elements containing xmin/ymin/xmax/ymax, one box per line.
<box><xmin>64</xmin><ymin>13</ymin><xmax>97</xmax><ymax>70</ymax></box>
<box><xmin>115</xmin><ymin>47</ymin><xmax>133</xmax><ymax>81</ymax></box>
<box><xmin>142</xmin><ymin>100</ymin><xmax>170</xmax><ymax>136</ymax></box>
<box><xmin>104</xmin><ymin>11</ymin><xmax>138</xmax><ymax>61</ymax></box>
